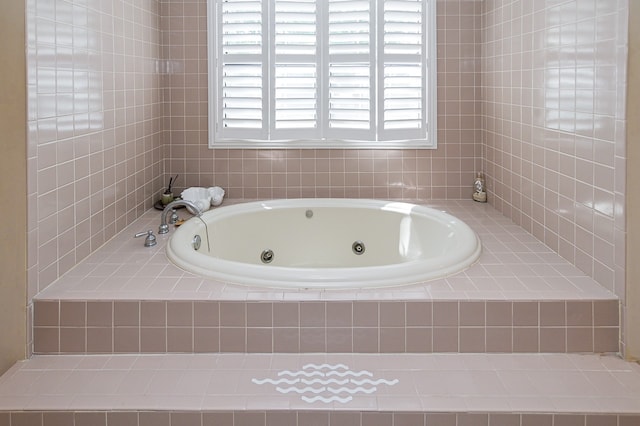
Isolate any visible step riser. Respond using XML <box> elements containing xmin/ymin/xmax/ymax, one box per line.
<box><xmin>33</xmin><ymin>299</ymin><xmax>619</xmax><ymax>354</ymax></box>
<box><xmin>1</xmin><ymin>411</ymin><xmax>639</xmax><ymax>426</ymax></box>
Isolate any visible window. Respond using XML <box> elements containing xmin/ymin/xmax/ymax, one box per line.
<box><xmin>208</xmin><ymin>0</ymin><xmax>437</xmax><ymax>149</ymax></box>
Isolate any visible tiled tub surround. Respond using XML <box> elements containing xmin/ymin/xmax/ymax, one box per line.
<box><xmin>33</xmin><ymin>201</ymin><xmax>619</xmax><ymax>355</ymax></box>
<box><xmin>481</xmin><ymin>0</ymin><xmax>628</xmax><ymax>328</ymax></box>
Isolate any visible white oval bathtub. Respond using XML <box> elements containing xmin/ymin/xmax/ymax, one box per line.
<box><xmin>166</xmin><ymin>199</ymin><xmax>481</xmax><ymax>289</ymax></box>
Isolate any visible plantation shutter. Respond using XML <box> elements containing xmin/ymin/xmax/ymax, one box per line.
<box><xmin>210</xmin><ymin>0</ymin><xmax>435</xmax><ymax>147</ymax></box>
<box><xmin>216</xmin><ymin>0</ymin><xmax>267</xmax><ymax>140</ymax></box>
<box><xmin>324</xmin><ymin>0</ymin><xmax>375</xmax><ymax>140</ymax></box>
<box><xmin>378</xmin><ymin>0</ymin><xmax>427</xmax><ymax>141</ymax></box>
<box><xmin>271</xmin><ymin>0</ymin><xmax>320</xmax><ymax>139</ymax></box>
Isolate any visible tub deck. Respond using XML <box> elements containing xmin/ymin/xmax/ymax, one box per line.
<box><xmin>35</xmin><ymin>200</ymin><xmax>614</xmax><ymax>302</ymax></box>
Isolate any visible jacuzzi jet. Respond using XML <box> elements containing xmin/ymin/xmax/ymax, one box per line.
<box><xmin>261</xmin><ymin>249</ymin><xmax>274</xmax><ymax>263</ymax></box>
<box><xmin>352</xmin><ymin>241</ymin><xmax>365</xmax><ymax>255</ymax></box>
<box><xmin>305</xmin><ymin>209</ymin><xmax>313</xmax><ymax>218</ymax></box>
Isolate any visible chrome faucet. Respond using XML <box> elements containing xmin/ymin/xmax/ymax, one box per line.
<box><xmin>158</xmin><ymin>199</ymin><xmax>203</xmax><ymax>234</ymax></box>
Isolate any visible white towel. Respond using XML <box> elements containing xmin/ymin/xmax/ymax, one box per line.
<box><xmin>181</xmin><ymin>187</ymin><xmax>212</xmax><ymax>212</ymax></box>
<box><xmin>208</xmin><ymin>186</ymin><xmax>225</xmax><ymax>206</ymax></box>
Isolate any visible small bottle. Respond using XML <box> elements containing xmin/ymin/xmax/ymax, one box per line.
<box><xmin>473</xmin><ymin>172</ymin><xmax>487</xmax><ymax>203</ymax></box>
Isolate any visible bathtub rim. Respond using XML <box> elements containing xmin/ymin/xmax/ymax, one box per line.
<box><xmin>166</xmin><ymin>198</ymin><xmax>482</xmax><ymax>289</ymax></box>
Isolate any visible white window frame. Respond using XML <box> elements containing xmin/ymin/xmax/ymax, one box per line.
<box><xmin>207</xmin><ymin>0</ymin><xmax>437</xmax><ymax>149</ymax></box>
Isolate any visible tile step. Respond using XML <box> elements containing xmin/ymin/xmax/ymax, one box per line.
<box><xmin>1</xmin><ymin>353</ymin><xmax>639</xmax><ymax>417</ymax></box>
<box><xmin>32</xmin><ymin>299</ymin><xmax>620</xmax><ymax>354</ymax></box>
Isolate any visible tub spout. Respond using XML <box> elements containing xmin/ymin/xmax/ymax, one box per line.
<box><xmin>159</xmin><ymin>199</ymin><xmax>203</xmax><ymax>234</ymax></box>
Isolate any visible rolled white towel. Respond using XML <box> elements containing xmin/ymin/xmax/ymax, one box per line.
<box><xmin>208</xmin><ymin>186</ymin><xmax>225</xmax><ymax>206</ymax></box>
<box><xmin>181</xmin><ymin>187</ymin><xmax>212</xmax><ymax>212</ymax></box>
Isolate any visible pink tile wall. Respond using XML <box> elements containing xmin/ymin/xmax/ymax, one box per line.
<box><xmin>481</xmin><ymin>1</ymin><xmax>627</xmax><ymax>303</ymax></box>
<box><xmin>26</xmin><ymin>0</ymin><xmax>164</xmax><ymax>319</ymax></box>
<box><xmin>159</xmin><ymin>0</ymin><xmax>483</xmax><ymax>200</ymax></box>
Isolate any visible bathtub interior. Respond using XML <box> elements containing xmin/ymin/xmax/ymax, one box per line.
<box><xmin>167</xmin><ymin>199</ymin><xmax>482</xmax><ymax>289</ymax></box>
<box><xmin>204</xmin><ymin>204</ymin><xmax>462</xmax><ymax>267</ymax></box>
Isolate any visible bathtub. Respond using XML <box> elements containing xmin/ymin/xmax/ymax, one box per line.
<box><xmin>166</xmin><ymin>199</ymin><xmax>481</xmax><ymax>289</ymax></box>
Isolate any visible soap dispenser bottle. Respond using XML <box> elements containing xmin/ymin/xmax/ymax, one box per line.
<box><xmin>473</xmin><ymin>172</ymin><xmax>487</xmax><ymax>203</ymax></box>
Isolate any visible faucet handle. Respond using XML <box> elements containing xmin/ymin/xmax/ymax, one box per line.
<box><xmin>169</xmin><ymin>209</ymin><xmax>179</xmax><ymax>224</ymax></box>
<box><xmin>134</xmin><ymin>230</ymin><xmax>157</xmax><ymax>247</ymax></box>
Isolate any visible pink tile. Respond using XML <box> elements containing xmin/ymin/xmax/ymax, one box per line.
<box><xmin>326</xmin><ymin>302</ymin><xmax>352</xmax><ymax>327</ymax></box>
<box><xmin>194</xmin><ymin>302</ymin><xmax>219</xmax><ymax>327</ymax></box>
<box><xmin>246</xmin><ymin>328</ymin><xmax>273</xmax><ymax>352</ymax></box>
<box><xmin>353</xmin><ymin>328</ymin><xmax>378</xmax><ymax>353</ymax></box>
<box><xmin>114</xmin><ymin>302</ymin><xmax>139</xmax><ymax>327</ymax></box>
<box><xmin>433</xmin><ymin>302</ymin><xmax>458</xmax><ymax>326</ymax></box>
<box><xmin>33</xmin><ymin>327</ymin><xmax>59</xmax><ymax>353</ymax></box>
<box><xmin>300</xmin><ymin>302</ymin><xmax>325</xmax><ymax>327</ymax></box>
<box><xmin>167</xmin><ymin>327</ymin><xmax>194</xmax><ymax>352</ymax></box>
<box><xmin>167</xmin><ymin>302</ymin><xmax>193</xmax><ymax>327</ymax></box>
<box><xmin>219</xmin><ymin>328</ymin><xmax>246</xmax><ymax>352</ymax></box>
<box><xmin>460</xmin><ymin>301</ymin><xmax>486</xmax><ymax>326</ymax></box>
<box><xmin>141</xmin><ymin>301</ymin><xmax>167</xmax><ymax>327</ymax></box>
<box><xmin>34</xmin><ymin>301</ymin><xmax>59</xmax><ymax>327</ymax></box>
<box><xmin>247</xmin><ymin>302</ymin><xmax>273</xmax><ymax>327</ymax></box>
<box><xmin>540</xmin><ymin>302</ymin><xmax>566</xmax><ymax>327</ymax></box>
<box><xmin>87</xmin><ymin>302</ymin><xmax>113</xmax><ymax>327</ymax></box>
<box><xmin>406</xmin><ymin>302</ymin><xmax>432</xmax><ymax>326</ymax></box>
<box><xmin>59</xmin><ymin>327</ymin><xmax>85</xmax><ymax>353</ymax></box>
<box><xmin>353</xmin><ymin>302</ymin><xmax>378</xmax><ymax>327</ymax></box>
<box><xmin>459</xmin><ymin>327</ymin><xmax>486</xmax><ymax>353</ymax></box>
<box><xmin>273</xmin><ymin>328</ymin><xmax>299</xmax><ymax>353</ymax></box>
<box><xmin>327</xmin><ymin>327</ymin><xmax>353</xmax><ymax>352</ymax></box>
<box><xmin>513</xmin><ymin>302</ymin><xmax>538</xmax><ymax>327</ymax></box>
<box><xmin>380</xmin><ymin>302</ymin><xmax>406</xmax><ymax>327</ymax></box>
<box><xmin>220</xmin><ymin>302</ymin><xmax>246</xmax><ymax>327</ymax></box>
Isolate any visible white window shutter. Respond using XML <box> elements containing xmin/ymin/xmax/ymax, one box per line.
<box><xmin>378</xmin><ymin>0</ymin><xmax>427</xmax><ymax>141</ymax></box>
<box><xmin>216</xmin><ymin>0</ymin><xmax>267</xmax><ymax>140</ymax></box>
<box><xmin>325</xmin><ymin>0</ymin><xmax>374</xmax><ymax>141</ymax></box>
<box><xmin>209</xmin><ymin>0</ymin><xmax>436</xmax><ymax>148</ymax></box>
<box><xmin>271</xmin><ymin>0</ymin><xmax>320</xmax><ymax>138</ymax></box>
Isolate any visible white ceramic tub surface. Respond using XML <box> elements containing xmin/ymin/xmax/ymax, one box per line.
<box><xmin>167</xmin><ymin>199</ymin><xmax>481</xmax><ymax>289</ymax></box>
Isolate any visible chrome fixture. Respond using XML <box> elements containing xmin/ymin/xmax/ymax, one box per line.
<box><xmin>134</xmin><ymin>230</ymin><xmax>157</xmax><ymax>247</ymax></box>
<box><xmin>261</xmin><ymin>249</ymin><xmax>274</xmax><ymax>263</ymax></box>
<box><xmin>159</xmin><ymin>199</ymin><xmax>203</xmax><ymax>234</ymax></box>
<box><xmin>352</xmin><ymin>240</ymin><xmax>365</xmax><ymax>255</ymax></box>
<box><xmin>169</xmin><ymin>209</ymin><xmax>179</xmax><ymax>224</ymax></box>
<box><xmin>192</xmin><ymin>235</ymin><xmax>202</xmax><ymax>250</ymax></box>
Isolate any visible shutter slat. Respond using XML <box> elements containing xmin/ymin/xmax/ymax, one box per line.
<box><xmin>275</xmin><ymin>0</ymin><xmax>317</xmax><ymax>55</ymax></box>
<box><xmin>328</xmin><ymin>0</ymin><xmax>370</xmax><ymax>56</ymax></box>
<box><xmin>382</xmin><ymin>64</ymin><xmax>422</xmax><ymax>131</ymax></box>
<box><xmin>275</xmin><ymin>64</ymin><xmax>317</xmax><ymax>130</ymax></box>
<box><xmin>222</xmin><ymin>1</ymin><xmax>263</xmax><ymax>55</ymax></box>
<box><xmin>384</xmin><ymin>0</ymin><xmax>422</xmax><ymax>55</ymax></box>
<box><xmin>328</xmin><ymin>63</ymin><xmax>371</xmax><ymax>131</ymax></box>
<box><xmin>221</xmin><ymin>63</ymin><xmax>263</xmax><ymax>129</ymax></box>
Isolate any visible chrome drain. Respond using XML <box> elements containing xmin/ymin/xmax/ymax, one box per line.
<box><xmin>352</xmin><ymin>241</ymin><xmax>365</xmax><ymax>255</ymax></box>
<box><xmin>261</xmin><ymin>249</ymin><xmax>274</xmax><ymax>263</ymax></box>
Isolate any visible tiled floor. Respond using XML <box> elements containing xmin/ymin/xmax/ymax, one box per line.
<box><xmin>0</xmin><ymin>353</ymin><xmax>639</xmax><ymax>413</ymax></box>
<box><xmin>35</xmin><ymin>201</ymin><xmax>616</xmax><ymax>302</ymax></box>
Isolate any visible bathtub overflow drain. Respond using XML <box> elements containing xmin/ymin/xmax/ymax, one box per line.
<box><xmin>352</xmin><ymin>241</ymin><xmax>365</xmax><ymax>255</ymax></box>
<box><xmin>192</xmin><ymin>235</ymin><xmax>202</xmax><ymax>251</ymax></box>
<box><xmin>261</xmin><ymin>249</ymin><xmax>274</xmax><ymax>264</ymax></box>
